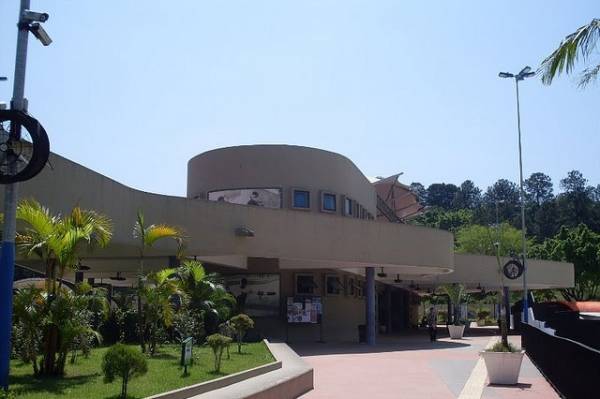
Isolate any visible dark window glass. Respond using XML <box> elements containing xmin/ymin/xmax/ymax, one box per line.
<box><xmin>296</xmin><ymin>275</ymin><xmax>316</xmax><ymax>295</ymax></box>
<box><xmin>344</xmin><ymin>198</ymin><xmax>353</xmax><ymax>215</ymax></box>
<box><xmin>323</xmin><ymin>193</ymin><xmax>337</xmax><ymax>212</ymax></box>
<box><xmin>326</xmin><ymin>275</ymin><xmax>343</xmax><ymax>295</ymax></box>
<box><xmin>293</xmin><ymin>190</ymin><xmax>310</xmax><ymax>208</ymax></box>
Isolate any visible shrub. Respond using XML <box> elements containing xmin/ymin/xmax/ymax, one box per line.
<box><xmin>229</xmin><ymin>314</ymin><xmax>254</xmax><ymax>353</ymax></box>
<box><xmin>486</xmin><ymin>341</ymin><xmax>520</xmax><ymax>353</ymax></box>
<box><xmin>476</xmin><ymin>310</ymin><xmax>490</xmax><ymax>320</ymax></box>
<box><xmin>206</xmin><ymin>334</ymin><xmax>232</xmax><ymax>373</ymax></box>
<box><xmin>102</xmin><ymin>344</ymin><xmax>148</xmax><ymax>399</ymax></box>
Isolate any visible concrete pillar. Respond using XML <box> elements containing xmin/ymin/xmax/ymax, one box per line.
<box><xmin>386</xmin><ymin>286</ymin><xmax>392</xmax><ymax>334</ymax></box>
<box><xmin>365</xmin><ymin>267</ymin><xmax>376</xmax><ymax>345</ymax></box>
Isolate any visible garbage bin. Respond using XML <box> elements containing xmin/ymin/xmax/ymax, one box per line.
<box><xmin>358</xmin><ymin>324</ymin><xmax>366</xmax><ymax>343</ymax></box>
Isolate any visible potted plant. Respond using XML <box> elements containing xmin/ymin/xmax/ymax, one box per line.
<box><xmin>441</xmin><ymin>283</ymin><xmax>466</xmax><ymax>339</ymax></box>
<box><xmin>481</xmin><ymin>341</ymin><xmax>525</xmax><ymax>385</ymax></box>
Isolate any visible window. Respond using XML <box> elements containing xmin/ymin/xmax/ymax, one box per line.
<box><xmin>343</xmin><ymin>197</ymin><xmax>353</xmax><ymax>216</ymax></box>
<box><xmin>292</xmin><ymin>189</ymin><xmax>310</xmax><ymax>209</ymax></box>
<box><xmin>347</xmin><ymin>277</ymin><xmax>355</xmax><ymax>296</ymax></box>
<box><xmin>321</xmin><ymin>192</ymin><xmax>337</xmax><ymax>212</ymax></box>
<box><xmin>296</xmin><ymin>274</ymin><xmax>317</xmax><ymax>295</ymax></box>
<box><xmin>326</xmin><ymin>275</ymin><xmax>343</xmax><ymax>296</ymax></box>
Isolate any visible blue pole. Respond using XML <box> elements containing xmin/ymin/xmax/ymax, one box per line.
<box><xmin>0</xmin><ymin>240</ymin><xmax>16</xmax><ymax>389</ymax></box>
<box><xmin>365</xmin><ymin>267</ymin><xmax>376</xmax><ymax>346</ymax></box>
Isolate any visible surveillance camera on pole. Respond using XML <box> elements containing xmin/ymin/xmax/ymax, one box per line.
<box><xmin>17</xmin><ymin>9</ymin><xmax>52</xmax><ymax>47</ymax></box>
<box><xmin>29</xmin><ymin>23</ymin><xmax>52</xmax><ymax>46</ymax></box>
<box><xmin>22</xmin><ymin>10</ymin><xmax>49</xmax><ymax>23</ymax></box>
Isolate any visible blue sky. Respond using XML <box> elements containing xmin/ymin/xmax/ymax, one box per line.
<box><xmin>0</xmin><ymin>1</ymin><xmax>598</xmax><ymax>196</ymax></box>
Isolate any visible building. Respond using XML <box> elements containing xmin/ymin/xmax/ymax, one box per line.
<box><xmin>13</xmin><ymin>144</ymin><xmax>573</xmax><ymax>343</ymax></box>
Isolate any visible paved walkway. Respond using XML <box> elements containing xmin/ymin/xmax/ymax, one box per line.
<box><xmin>294</xmin><ymin>332</ymin><xmax>559</xmax><ymax>399</ymax></box>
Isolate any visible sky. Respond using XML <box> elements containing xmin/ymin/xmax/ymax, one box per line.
<box><xmin>0</xmin><ymin>1</ymin><xmax>599</xmax><ymax>197</ymax></box>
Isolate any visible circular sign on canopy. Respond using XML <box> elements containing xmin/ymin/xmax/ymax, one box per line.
<box><xmin>0</xmin><ymin>110</ymin><xmax>49</xmax><ymax>184</ymax></box>
<box><xmin>503</xmin><ymin>259</ymin><xmax>524</xmax><ymax>280</ymax></box>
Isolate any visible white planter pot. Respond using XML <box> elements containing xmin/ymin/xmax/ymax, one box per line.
<box><xmin>447</xmin><ymin>324</ymin><xmax>465</xmax><ymax>339</ymax></box>
<box><xmin>480</xmin><ymin>350</ymin><xmax>525</xmax><ymax>385</ymax></box>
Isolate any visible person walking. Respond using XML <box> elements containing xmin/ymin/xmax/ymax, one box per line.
<box><xmin>427</xmin><ymin>306</ymin><xmax>438</xmax><ymax>342</ymax></box>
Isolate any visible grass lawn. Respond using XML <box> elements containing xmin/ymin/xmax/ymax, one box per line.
<box><xmin>9</xmin><ymin>342</ymin><xmax>274</xmax><ymax>399</ymax></box>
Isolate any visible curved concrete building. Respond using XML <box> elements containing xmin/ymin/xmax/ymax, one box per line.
<box><xmin>10</xmin><ymin>144</ymin><xmax>573</xmax><ymax>342</ymax></box>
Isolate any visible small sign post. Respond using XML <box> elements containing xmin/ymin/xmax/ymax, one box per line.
<box><xmin>180</xmin><ymin>337</ymin><xmax>193</xmax><ymax>375</ymax></box>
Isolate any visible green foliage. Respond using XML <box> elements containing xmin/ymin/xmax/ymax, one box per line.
<box><xmin>412</xmin><ymin>207</ymin><xmax>473</xmax><ymax>233</ymax></box>
<box><xmin>540</xmin><ymin>18</ymin><xmax>600</xmax><ymax>88</ymax></box>
<box><xmin>206</xmin><ymin>334</ymin><xmax>233</xmax><ymax>372</ymax></box>
<box><xmin>229</xmin><ymin>314</ymin><xmax>255</xmax><ymax>353</ymax></box>
<box><xmin>455</xmin><ymin>223</ymin><xmax>523</xmax><ymax>256</ymax></box>
<box><xmin>530</xmin><ymin>224</ymin><xmax>600</xmax><ymax>300</ymax></box>
<box><xmin>440</xmin><ymin>284</ymin><xmax>465</xmax><ymax>326</ymax></box>
<box><xmin>486</xmin><ymin>341</ymin><xmax>520</xmax><ymax>353</ymax></box>
<box><xmin>139</xmin><ymin>268</ymin><xmax>181</xmax><ymax>355</ymax></box>
<box><xmin>102</xmin><ymin>344</ymin><xmax>148</xmax><ymax>399</ymax></box>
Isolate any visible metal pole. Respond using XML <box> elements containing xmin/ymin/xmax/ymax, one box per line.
<box><xmin>515</xmin><ymin>78</ymin><xmax>529</xmax><ymax>324</ymax></box>
<box><xmin>0</xmin><ymin>0</ymin><xmax>31</xmax><ymax>389</ymax></box>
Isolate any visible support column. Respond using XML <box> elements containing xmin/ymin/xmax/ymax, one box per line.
<box><xmin>365</xmin><ymin>267</ymin><xmax>376</xmax><ymax>345</ymax></box>
<box><xmin>385</xmin><ymin>286</ymin><xmax>392</xmax><ymax>334</ymax></box>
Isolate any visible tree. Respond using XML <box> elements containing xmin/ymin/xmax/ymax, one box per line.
<box><xmin>15</xmin><ymin>200</ymin><xmax>112</xmax><ymax>376</ymax></box>
<box><xmin>479</xmin><ymin>179</ymin><xmax>521</xmax><ymax>226</ymax></box>
<box><xmin>524</xmin><ymin>173</ymin><xmax>554</xmax><ymax>205</ymax></box>
<box><xmin>426</xmin><ymin>183</ymin><xmax>459</xmax><ymax>210</ymax></box>
<box><xmin>529</xmin><ymin>224</ymin><xmax>600</xmax><ymax>301</ymax></box>
<box><xmin>206</xmin><ymin>334</ymin><xmax>232</xmax><ymax>373</ymax></box>
<box><xmin>411</xmin><ymin>208</ymin><xmax>473</xmax><ymax>233</ymax></box>
<box><xmin>455</xmin><ymin>223</ymin><xmax>523</xmax><ymax>257</ymax></box>
<box><xmin>12</xmin><ymin>286</ymin><xmax>45</xmax><ymax>375</ymax></box>
<box><xmin>174</xmin><ymin>260</ymin><xmax>237</xmax><ymax>335</ymax></box>
<box><xmin>229</xmin><ymin>314</ymin><xmax>254</xmax><ymax>353</ymax></box>
<box><xmin>560</xmin><ymin>170</ymin><xmax>589</xmax><ymax>193</ymax></box>
<box><xmin>453</xmin><ymin>180</ymin><xmax>481</xmax><ymax>209</ymax></box>
<box><xmin>139</xmin><ymin>268</ymin><xmax>182</xmax><ymax>355</ymax></box>
<box><xmin>102</xmin><ymin>344</ymin><xmax>148</xmax><ymax>399</ymax></box>
<box><xmin>440</xmin><ymin>284</ymin><xmax>465</xmax><ymax>326</ymax></box>
<box><xmin>409</xmin><ymin>182</ymin><xmax>427</xmax><ymax>204</ymax></box>
<box><xmin>133</xmin><ymin>210</ymin><xmax>184</xmax><ymax>352</ymax></box>
<box><xmin>540</xmin><ymin>18</ymin><xmax>600</xmax><ymax>88</ymax></box>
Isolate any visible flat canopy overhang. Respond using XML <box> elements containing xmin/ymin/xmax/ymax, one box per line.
<box><xmin>353</xmin><ymin>253</ymin><xmax>574</xmax><ymax>291</ymax></box>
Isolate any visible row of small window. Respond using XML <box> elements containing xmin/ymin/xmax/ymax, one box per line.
<box><xmin>292</xmin><ymin>189</ymin><xmax>374</xmax><ymax>219</ymax></box>
<box><xmin>296</xmin><ymin>273</ymin><xmax>367</xmax><ymax>297</ymax></box>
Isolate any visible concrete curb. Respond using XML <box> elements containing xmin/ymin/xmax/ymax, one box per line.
<box><xmin>146</xmin><ymin>340</ymin><xmax>282</xmax><ymax>399</ymax></box>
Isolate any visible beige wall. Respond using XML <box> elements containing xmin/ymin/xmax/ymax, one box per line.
<box><xmin>187</xmin><ymin>145</ymin><xmax>378</xmax><ymax>215</ymax></box>
<box><xmin>13</xmin><ymin>153</ymin><xmax>455</xmax><ymax>280</ymax></box>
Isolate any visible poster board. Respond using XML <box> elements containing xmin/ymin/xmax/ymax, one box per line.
<box><xmin>286</xmin><ymin>296</ymin><xmax>322</xmax><ymax>324</ymax></box>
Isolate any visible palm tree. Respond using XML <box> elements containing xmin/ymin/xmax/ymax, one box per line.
<box><xmin>15</xmin><ymin>199</ymin><xmax>112</xmax><ymax>375</ymax></box>
<box><xmin>139</xmin><ymin>268</ymin><xmax>182</xmax><ymax>355</ymax></box>
<box><xmin>175</xmin><ymin>260</ymin><xmax>237</xmax><ymax>335</ymax></box>
<box><xmin>13</xmin><ymin>286</ymin><xmax>45</xmax><ymax>376</ymax></box>
<box><xmin>540</xmin><ymin>18</ymin><xmax>600</xmax><ymax>88</ymax></box>
<box><xmin>132</xmin><ymin>210</ymin><xmax>184</xmax><ymax>352</ymax></box>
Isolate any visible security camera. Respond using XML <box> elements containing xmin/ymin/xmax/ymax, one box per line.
<box><xmin>22</xmin><ymin>10</ymin><xmax>49</xmax><ymax>23</ymax></box>
<box><xmin>29</xmin><ymin>23</ymin><xmax>52</xmax><ymax>46</ymax></box>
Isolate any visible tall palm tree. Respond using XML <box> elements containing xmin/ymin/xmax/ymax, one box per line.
<box><xmin>15</xmin><ymin>199</ymin><xmax>112</xmax><ymax>375</ymax></box>
<box><xmin>540</xmin><ymin>18</ymin><xmax>600</xmax><ymax>88</ymax></box>
<box><xmin>133</xmin><ymin>210</ymin><xmax>184</xmax><ymax>352</ymax></box>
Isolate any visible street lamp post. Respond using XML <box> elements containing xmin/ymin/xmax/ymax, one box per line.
<box><xmin>498</xmin><ymin>66</ymin><xmax>535</xmax><ymax>324</ymax></box>
<box><xmin>0</xmin><ymin>0</ymin><xmax>51</xmax><ymax>390</ymax></box>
